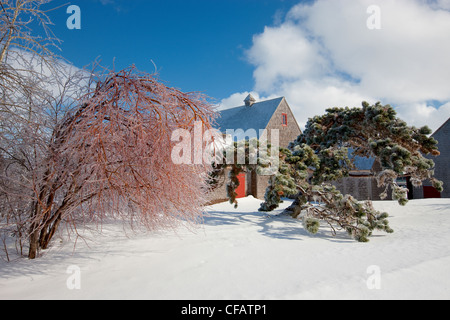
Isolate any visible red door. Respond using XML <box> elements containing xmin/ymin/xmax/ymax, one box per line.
<box><xmin>423</xmin><ymin>186</ymin><xmax>441</xmax><ymax>198</ymax></box>
<box><xmin>236</xmin><ymin>173</ymin><xmax>246</xmax><ymax>199</ymax></box>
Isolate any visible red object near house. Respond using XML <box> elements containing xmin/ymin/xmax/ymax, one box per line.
<box><xmin>236</xmin><ymin>173</ymin><xmax>246</xmax><ymax>199</ymax></box>
<box><xmin>423</xmin><ymin>186</ymin><xmax>441</xmax><ymax>198</ymax></box>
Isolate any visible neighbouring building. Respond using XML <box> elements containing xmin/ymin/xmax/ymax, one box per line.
<box><xmin>207</xmin><ymin>95</ymin><xmax>302</xmax><ymax>203</ymax></box>
<box><xmin>331</xmin><ymin>156</ymin><xmax>423</xmax><ymax>201</ymax></box>
<box><xmin>334</xmin><ymin>117</ymin><xmax>450</xmax><ymax>201</ymax></box>
<box><xmin>421</xmin><ymin>117</ymin><xmax>450</xmax><ymax>199</ymax></box>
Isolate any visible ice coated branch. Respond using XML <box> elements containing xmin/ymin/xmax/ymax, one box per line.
<box><xmin>25</xmin><ymin>67</ymin><xmax>217</xmax><ymax>259</ymax></box>
<box><xmin>254</xmin><ymin>102</ymin><xmax>441</xmax><ymax>242</ymax></box>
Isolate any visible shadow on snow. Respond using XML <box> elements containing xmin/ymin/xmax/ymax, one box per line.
<box><xmin>203</xmin><ymin>200</ymin><xmax>356</xmax><ymax>244</ymax></box>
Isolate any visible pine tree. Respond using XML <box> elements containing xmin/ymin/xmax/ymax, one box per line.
<box><xmin>224</xmin><ymin>102</ymin><xmax>442</xmax><ymax>242</ymax></box>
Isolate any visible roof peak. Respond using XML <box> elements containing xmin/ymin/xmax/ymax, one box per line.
<box><xmin>244</xmin><ymin>94</ymin><xmax>256</xmax><ymax>107</ymax></box>
<box><xmin>432</xmin><ymin>117</ymin><xmax>450</xmax><ymax>137</ymax></box>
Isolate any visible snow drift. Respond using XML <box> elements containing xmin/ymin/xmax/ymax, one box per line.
<box><xmin>1</xmin><ymin>197</ymin><xmax>449</xmax><ymax>300</ymax></box>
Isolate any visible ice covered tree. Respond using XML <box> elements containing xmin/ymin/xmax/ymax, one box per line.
<box><xmin>0</xmin><ymin>0</ymin><xmax>77</xmax><ymax>259</ymax></box>
<box><xmin>1</xmin><ymin>64</ymin><xmax>216</xmax><ymax>260</ymax></box>
<box><xmin>228</xmin><ymin>102</ymin><xmax>442</xmax><ymax>242</ymax></box>
<box><xmin>0</xmin><ymin>0</ymin><xmax>217</xmax><ymax>259</ymax></box>
<box><xmin>24</xmin><ymin>67</ymin><xmax>216</xmax><ymax>259</ymax></box>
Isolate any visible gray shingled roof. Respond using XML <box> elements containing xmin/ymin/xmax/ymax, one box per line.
<box><xmin>215</xmin><ymin>97</ymin><xmax>284</xmax><ymax>133</ymax></box>
<box><xmin>348</xmin><ymin>148</ymin><xmax>375</xmax><ymax>171</ymax></box>
<box><xmin>352</xmin><ymin>156</ymin><xmax>375</xmax><ymax>171</ymax></box>
<box><xmin>432</xmin><ymin>117</ymin><xmax>450</xmax><ymax>137</ymax></box>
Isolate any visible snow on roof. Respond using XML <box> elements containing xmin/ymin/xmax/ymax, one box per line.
<box><xmin>215</xmin><ymin>97</ymin><xmax>284</xmax><ymax>134</ymax></box>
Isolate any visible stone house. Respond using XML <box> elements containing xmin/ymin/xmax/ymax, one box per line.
<box><xmin>332</xmin><ymin>155</ymin><xmax>385</xmax><ymax>201</ymax></box>
<box><xmin>207</xmin><ymin>95</ymin><xmax>302</xmax><ymax>203</ymax></box>
<box><xmin>421</xmin><ymin>117</ymin><xmax>450</xmax><ymax>198</ymax></box>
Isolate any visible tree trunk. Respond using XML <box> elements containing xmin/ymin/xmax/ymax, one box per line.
<box><xmin>39</xmin><ymin>213</ymin><xmax>62</xmax><ymax>250</ymax></box>
<box><xmin>28</xmin><ymin>186</ymin><xmax>73</xmax><ymax>258</ymax></box>
<box><xmin>283</xmin><ymin>193</ymin><xmax>304</xmax><ymax>219</ymax></box>
<box><xmin>28</xmin><ymin>229</ymin><xmax>40</xmax><ymax>260</ymax></box>
<box><xmin>28</xmin><ymin>199</ymin><xmax>44</xmax><ymax>259</ymax></box>
<box><xmin>28</xmin><ymin>214</ymin><xmax>63</xmax><ymax>259</ymax></box>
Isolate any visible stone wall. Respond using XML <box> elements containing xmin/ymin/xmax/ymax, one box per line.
<box><xmin>333</xmin><ymin>176</ymin><xmax>381</xmax><ymax>201</ymax></box>
<box><xmin>265</xmin><ymin>98</ymin><xmax>302</xmax><ymax>148</ymax></box>
<box><xmin>206</xmin><ymin>168</ymin><xmax>231</xmax><ymax>204</ymax></box>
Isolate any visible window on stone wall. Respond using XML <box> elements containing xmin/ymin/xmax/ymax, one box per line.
<box><xmin>282</xmin><ymin>113</ymin><xmax>288</xmax><ymax>127</ymax></box>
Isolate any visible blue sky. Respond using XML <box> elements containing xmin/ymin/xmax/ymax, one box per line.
<box><xmin>45</xmin><ymin>0</ymin><xmax>450</xmax><ymax>131</ymax></box>
<box><xmin>49</xmin><ymin>0</ymin><xmax>305</xmax><ymax>101</ymax></box>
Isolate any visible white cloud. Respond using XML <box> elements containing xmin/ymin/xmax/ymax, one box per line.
<box><xmin>278</xmin><ymin>78</ymin><xmax>374</xmax><ymax>129</ymax></box>
<box><xmin>431</xmin><ymin>0</ymin><xmax>450</xmax><ymax>10</ymax></box>
<box><xmin>5</xmin><ymin>49</ymin><xmax>91</xmax><ymax>114</ymax></box>
<box><xmin>246</xmin><ymin>22</ymin><xmax>330</xmax><ymax>92</ymax></box>
<box><xmin>395</xmin><ymin>101</ymin><xmax>450</xmax><ymax>132</ymax></box>
<box><xmin>222</xmin><ymin>0</ymin><xmax>450</xmax><ymax>132</ymax></box>
<box><xmin>301</xmin><ymin>0</ymin><xmax>450</xmax><ymax>103</ymax></box>
<box><xmin>217</xmin><ymin>91</ymin><xmax>279</xmax><ymax>110</ymax></box>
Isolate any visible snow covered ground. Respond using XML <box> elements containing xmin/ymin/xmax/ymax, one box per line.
<box><xmin>1</xmin><ymin>197</ymin><xmax>449</xmax><ymax>300</ymax></box>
